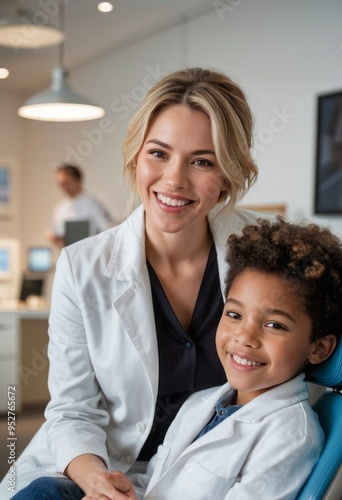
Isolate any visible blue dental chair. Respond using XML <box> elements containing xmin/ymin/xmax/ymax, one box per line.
<box><xmin>297</xmin><ymin>335</ymin><xmax>342</xmax><ymax>500</ymax></box>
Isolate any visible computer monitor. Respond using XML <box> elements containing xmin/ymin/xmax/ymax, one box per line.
<box><xmin>64</xmin><ymin>220</ymin><xmax>91</xmax><ymax>246</ymax></box>
<box><xmin>27</xmin><ymin>246</ymin><xmax>52</xmax><ymax>273</ymax></box>
<box><xmin>19</xmin><ymin>277</ymin><xmax>44</xmax><ymax>302</ymax></box>
<box><xmin>0</xmin><ymin>248</ymin><xmax>10</xmax><ymax>278</ymax></box>
<box><xmin>0</xmin><ymin>238</ymin><xmax>20</xmax><ymax>300</ymax></box>
<box><xmin>0</xmin><ymin>240</ymin><xmax>18</xmax><ymax>280</ymax></box>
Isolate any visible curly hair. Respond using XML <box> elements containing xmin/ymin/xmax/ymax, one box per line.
<box><xmin>225</xmin><ymin>217</ymin><xmax>342</xmax><ymax>342</ymax></box>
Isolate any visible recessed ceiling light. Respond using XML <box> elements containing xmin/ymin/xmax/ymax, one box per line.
<box><xmin>97</xmin><ymin>2</ymin><xmax>113</xmax><ymax>13</ymax></box>
<box><xmin>0</xmin><ymin>68</ymin><xmax>9</xmax><ymax>79</ymax></box>
<box><xmin>0</xmin><ymin>10</ymin><xmax>64</xmax><ymax>49</ymax></box>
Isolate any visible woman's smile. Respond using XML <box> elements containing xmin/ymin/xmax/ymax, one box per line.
<box><xmin>136</xmin><ymin>104</ymin><xmax>228</xmax><ymax>237</ymax></box>
<box><xmin>155</xmin><ymin>192</ymin><xmax>193</xmax><ymax>208</ymax></box>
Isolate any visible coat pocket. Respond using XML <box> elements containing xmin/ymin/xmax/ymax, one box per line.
<box><xmin>171</xmin><ymin>458</ymin><xmax>235</xmax><ymax>499</ymax></box>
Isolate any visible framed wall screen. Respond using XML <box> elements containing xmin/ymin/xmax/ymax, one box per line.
<box><xmin>315</xmin><ymin>91</ymin><xmax>342</xmax><ymax>214</ymax></box>
<box><xmin>0</xmin><ymin>164</ymin><xmax>12</xmax><ymax>219</ymax></box>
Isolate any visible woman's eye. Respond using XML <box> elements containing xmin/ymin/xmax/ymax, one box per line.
<box><xmin>149</xmin><ymin>150</ymin><xmax>166</xmax><ymax>158</ymax></box>
<box><xmin>265</xmin><ymin>321</ymin><xmax>287</xmax><ymax>331</ymax></box>
<box><xmin>225</xmin><ymin>311</ymin><xmax>241</xmax><ymax>320</ymax></box>
<box><xmin>193</xmin><ymin>158</ymin><xmax>214</xmax><ymax>167</ymax></box>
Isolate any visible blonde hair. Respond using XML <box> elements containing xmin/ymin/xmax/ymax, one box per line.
<box><xmin>123</xmin><ymin>67</ymin><xmax>257</xmax><ymax>210</ymax></box>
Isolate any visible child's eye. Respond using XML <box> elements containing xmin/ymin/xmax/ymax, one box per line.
<box><xmin>265</xmin><ymin>321</ymin><xmax>287</xmax><ymax>331</ymax></box>
<box><xmin>225</xmin><ymin>310</ymin><xmax>241</xmax><ymax>320</ymax></box>
<box><xmin>193</xmin><ymin>158</ymin><xmax>214</xmax><ymax>167</ymax></box>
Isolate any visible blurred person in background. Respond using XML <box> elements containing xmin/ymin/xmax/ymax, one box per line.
<box><xmin>46</xmin><ymin>163</ymin><xmax>114</xmax><ymax>248</ymax></box>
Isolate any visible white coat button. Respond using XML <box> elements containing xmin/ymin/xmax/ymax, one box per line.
<box><xmin>126</xmin><ymin>455</ymin><xmax>133</xmax><ymax>465</ymax></box>
<box><xmin>136</xmin><ymin>422</ymin><xmax>145</xmax><ymax>432</ymax></box>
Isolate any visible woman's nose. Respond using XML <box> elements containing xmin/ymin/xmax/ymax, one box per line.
<box><xmin>164</xmin><ymin>159</ymin><xmax>188</xmax><ymax>189</ymax></box>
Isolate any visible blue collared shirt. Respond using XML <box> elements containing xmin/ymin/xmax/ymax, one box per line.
<box><xmin>195</xmin><ymin>388</ymin><xmax>242</xmax><ymax>441</ymax></box>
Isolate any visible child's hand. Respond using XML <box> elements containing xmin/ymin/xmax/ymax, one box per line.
<box><xmin>82</xmin><ymin>470</ymin><xmax>138</xmax><ymax>499</ymax></box>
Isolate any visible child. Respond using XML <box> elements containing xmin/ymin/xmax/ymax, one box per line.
<box><xmin>106</xmin><ymin>217</ymin><xmax>341</xmax><ymax>500</ymax></box>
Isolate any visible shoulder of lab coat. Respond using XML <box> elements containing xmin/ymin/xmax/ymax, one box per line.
<box><xmin>208</xmin><ymin>203</ymin><xmax>267</xmax><ymax>296</ymax></box>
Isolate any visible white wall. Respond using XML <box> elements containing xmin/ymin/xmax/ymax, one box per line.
<box><xmin>11</xmin><ymin>0</ymin><xmax>342</xmax><ymax>271</ymax></box>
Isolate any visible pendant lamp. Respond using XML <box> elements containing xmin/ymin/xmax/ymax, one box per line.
<box><xmin>0</xmin><ymin>8</ymin><xmax>64</xmax><ymax>49</ymax></box>
<box><xmin>17</xmin><ymin>4</ymin><xmax>105</xmax><ymax>122</ymax></box>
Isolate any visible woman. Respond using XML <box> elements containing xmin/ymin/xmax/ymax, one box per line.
<box><xmin>5</xmin><ymin>67</ymin><xmax>260</xmax><ymax>499</ymax></box>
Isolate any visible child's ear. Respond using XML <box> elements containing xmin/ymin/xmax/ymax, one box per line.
<box><xmin>308</xmin><ymin>335</ymin><xmax>337</xmax><ymax>365</ymax></box>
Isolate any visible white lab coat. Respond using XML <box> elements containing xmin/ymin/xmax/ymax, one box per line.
<box><xmin>136</xmin><ymin>374</ymin><xmax>324</xmax><ymax>500</ymax></box>
<box><xmin>0</xmin><ymin>203</ymin><xmax>262</xmax><ymax>499</ymax></box>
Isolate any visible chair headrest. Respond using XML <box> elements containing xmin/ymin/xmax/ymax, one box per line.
<box><xmin>305</xmin><ymin>334</ymin><xmax>342</xmax><ymax>387</ymax></box>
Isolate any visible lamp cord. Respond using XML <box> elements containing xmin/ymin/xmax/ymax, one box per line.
<box><xmin>58</xmin><ymin>2</ymin><xmax>65</xmax><ymax>68</ymax></box>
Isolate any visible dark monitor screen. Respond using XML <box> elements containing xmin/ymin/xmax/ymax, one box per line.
<box><xmin>28</xmin><ymin>247</ymin><xmax>52</xmax><ymax>273</ymax></box>
<box><xmin>19</xmin><ymin>278</ymin><xmax>44</xmax><ymax>301</ymax></box>
<box><xmin>64</xmin><ymin>220</ymin><xmax>91</xmax><ymax>246</ymax></box>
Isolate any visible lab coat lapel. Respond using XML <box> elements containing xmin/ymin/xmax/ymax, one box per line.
<box><xmin>166</xmin><ymin>384</ymin><xmax>232</xmax><ymax>464</ymax></box>
<box><xmin>113</xmin><ymin>275</ymin><xmax>158</xmax><ymax>398</ymax></box>
<box><xmin>105</xmin><ymin>205</ymin><xmax>159</xmax><ymax>399</ymax></box>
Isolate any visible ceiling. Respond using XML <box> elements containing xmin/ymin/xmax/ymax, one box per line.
<box><xmin>0</xmin><ymin>0</ymin><xmax>213</xmax><ymax>95</ymax></box>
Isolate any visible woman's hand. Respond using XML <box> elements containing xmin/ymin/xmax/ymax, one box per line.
<box><xmin>83</xmin><ymin>470</ymin><xmax>138</xmax><ymax>499</ymax></box>
<box><xmin>65</xmin><ymin>454</ymin><xmax>137</xmax><ymax>500</ymax></box>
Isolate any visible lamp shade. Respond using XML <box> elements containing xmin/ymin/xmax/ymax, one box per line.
<box><xmin>0</xmin><ymin>11</ymin><xmax>64</xmax><ymax>49</ymax></box>
<box><xmin>18</xmin><ymin>67</ymin><xmax>105</xmax><ymax>122</ymax></box>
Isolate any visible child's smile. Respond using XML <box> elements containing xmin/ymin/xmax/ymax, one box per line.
<box><xmin>216</xmin><ymin>269</ymin><xmax>318</xmax><ymax>405</ymax></box>
<box><xmin>230</xmin><ymin>353</ymin><xmax>265</xmax><ymax>369</ymax></box>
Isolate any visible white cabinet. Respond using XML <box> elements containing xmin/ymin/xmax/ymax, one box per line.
<box><xmin>0</xmin><ymin>309</ymin><xmax>49</xmax><ymax>413</ymax></box>
<box><xmin>0</xmin><ymin>314</ymin><xmax>18</xmax><ymax>413</ymax></box>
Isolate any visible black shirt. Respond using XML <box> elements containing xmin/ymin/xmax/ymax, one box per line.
<box><xmin>138</xmin><ymin>244</ymin><xmax>226</xmax><ymax>460</ymax></box>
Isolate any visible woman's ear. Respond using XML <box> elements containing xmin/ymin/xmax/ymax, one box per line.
<box><xmin>218</xmin><ymin>179</ymin><xmax>230</xmax><ymax>203</ymax></box>
<box><xmin>308</xmin><ymin>335</ymin><xmax>337</xmax><ymax>365</ymax></box>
